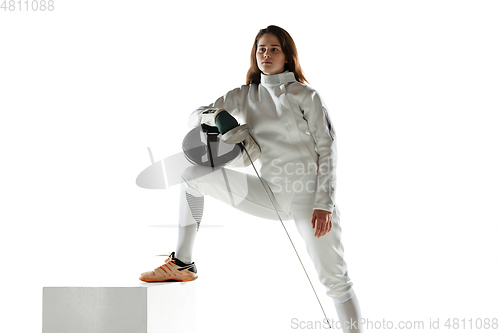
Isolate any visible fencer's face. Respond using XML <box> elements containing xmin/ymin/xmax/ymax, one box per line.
<box><xmin>256</xmin><ymin>33</ymin><xmax>287</xmax><ymax>75</ymax></box>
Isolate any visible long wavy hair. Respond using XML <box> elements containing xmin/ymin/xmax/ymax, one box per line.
<box><xmin>246</xmin><ymin>25</ymin><xmax>308</xmax><ymax>85</ymax></box>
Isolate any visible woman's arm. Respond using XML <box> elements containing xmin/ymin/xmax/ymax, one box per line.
<box><xmin>300</xmin><ymin>89</ymin><xmax>338</xmax><ymax>214</ymax></box>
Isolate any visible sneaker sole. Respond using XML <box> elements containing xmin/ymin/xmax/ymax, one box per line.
<box><xmin>139</xmin><ymin>276</ymin><xmax>198</xmax><ymax>283</ymax></box>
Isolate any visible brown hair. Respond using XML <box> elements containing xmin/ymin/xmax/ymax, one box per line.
<box><xmin>246</xmin><ymin>25</ymin><xmax>308</xmax><ymax>85</ymax></box>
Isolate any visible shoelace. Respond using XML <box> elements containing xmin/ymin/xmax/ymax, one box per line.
<box><xmin>154</xmin><ymin>253</ymin><xmax>194</xmax><ymax>273</ymax></box>
<box><xmin>156</xmin><ymin>253</ymin><xmax>173</xmax><ymax>258</ymax></box>
<box><xmin>153</xmin><ymin>253</ymin><xmax>175</xmax><ymax>273</ymax></box>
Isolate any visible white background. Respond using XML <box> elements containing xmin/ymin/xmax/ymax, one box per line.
<box><xmin>1</xmin><ymin>0</ymin><xmax>499</xmax><ymax>332</ymax></box>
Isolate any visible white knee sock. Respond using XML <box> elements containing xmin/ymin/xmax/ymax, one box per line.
<box><xmin>333</xmin><ymin>293</ymin><xmax>364</xmax><ymax>333</ymax></box>
<box><xmin>175</xmin><ymin>182</ymin><xmax>204</xmax><ymax>264</ymax></box>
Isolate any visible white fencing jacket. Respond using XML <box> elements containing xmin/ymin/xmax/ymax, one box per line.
<box><xmin>189</xmin><ymin>71</ymin><xmax>338</xmax><ymax>215</ymax></box>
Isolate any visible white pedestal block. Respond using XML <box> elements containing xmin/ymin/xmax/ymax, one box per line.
<box><xmin>43</xmin><ymin>281</ymin><xmax>196</xmax><ymax>333</ymax></box>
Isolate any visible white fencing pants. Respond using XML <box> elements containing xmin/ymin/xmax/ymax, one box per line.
<box><xmin>177</xmin><ymin>165</ymin><xmax>363</xmax><ymax>332</ymax></box>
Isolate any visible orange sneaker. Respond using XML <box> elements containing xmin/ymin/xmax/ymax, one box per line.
<box><xmin>139</xmin><ymin>252</ymin><xmax>198</xmax><ymax>282</ymax></box>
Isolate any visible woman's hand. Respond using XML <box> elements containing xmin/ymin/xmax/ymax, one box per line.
<box><xmin>311</xmin><ymin>209</ymin><xmax>332</xmax><ymax>238</ymax></box>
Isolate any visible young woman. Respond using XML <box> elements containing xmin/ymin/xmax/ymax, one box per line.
<box><xmin>140</xmin><ymin>25</ymin><xmax>364</xmax><ymax>332</ymax></box>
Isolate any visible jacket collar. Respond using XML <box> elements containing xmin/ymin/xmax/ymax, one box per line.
<box><xmin>260</xmin><ymin>70</ymin><xmax>297</xmax><ymax>85</ymax></box>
